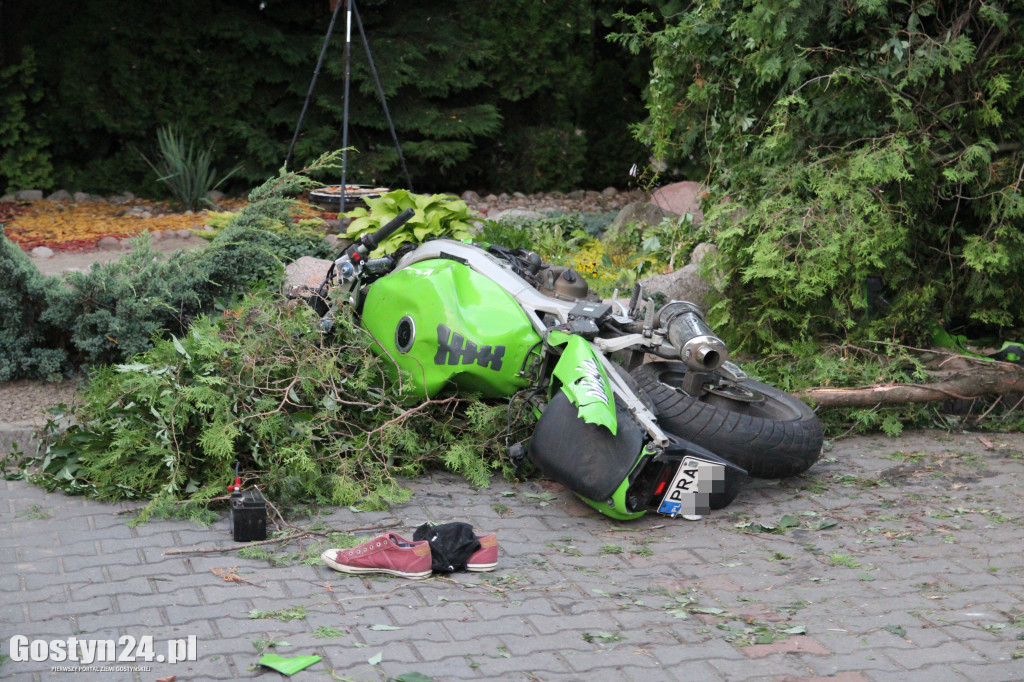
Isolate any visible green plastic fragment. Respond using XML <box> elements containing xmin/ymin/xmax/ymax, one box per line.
<box><xmin>258</xmin><ymin>653</ymin><xmax>322</xmax><ymax>675</ymax></box>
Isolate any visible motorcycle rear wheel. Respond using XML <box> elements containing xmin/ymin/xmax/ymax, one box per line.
<box><xmin>631</xmin><ymin>361</ymin><xmax>823</xmax><ymax>479</ymax></box>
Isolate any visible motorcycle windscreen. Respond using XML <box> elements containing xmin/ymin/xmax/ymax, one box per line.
<box><xmin>528</xmin><ymin>390</ymin><xmax>644</xmax><ymax>502</ymax></box>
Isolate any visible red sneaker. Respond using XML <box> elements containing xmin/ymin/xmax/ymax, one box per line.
<box><xmin>321</xmin><ymin>533</ymin><xmax>432</xmax><ymax>579</ymax></box>
<box><xmin>466</xmin><ymin>533</ymin><xmax>498</xmax><ymax>572</ymax></box>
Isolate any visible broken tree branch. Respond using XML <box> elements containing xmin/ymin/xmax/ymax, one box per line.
<box><xmin>795</xmin><ymin>360</ymin><xmax>1024</xmax><ymax>408</ymax></box>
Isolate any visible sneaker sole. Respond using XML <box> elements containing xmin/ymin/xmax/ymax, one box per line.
<box><xmin>466</xmin><ymin>562</ymin><xmax>497</xmax><ymax>572</ymax></box>
<box><xmin>321</xmin><ymin>552</ymin><xmax>431</xmax><ymax>580</ymax></box>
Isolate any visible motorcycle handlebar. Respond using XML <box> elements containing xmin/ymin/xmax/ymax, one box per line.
<box><xmin>665</xmin><ymin>303</ymin><xmax>728</xmax><ymax>371</ymax></box>
<box><xmin>362</xmin><ymin>208</ymin><xmax>415</xmax><ymax>251</ymax></box>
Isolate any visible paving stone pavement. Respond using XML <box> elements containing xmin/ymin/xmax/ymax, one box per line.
<box><xmin>3</xmin><ymin>430</ymin><xmax>1024</xmax><ymax>681</ymax></box>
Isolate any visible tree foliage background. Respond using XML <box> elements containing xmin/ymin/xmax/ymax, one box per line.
<box><xmin>0</xmin><ymin>0</ymin><xmax>649</xmax><ymax>195</ymax></box>
<box><xmin>617</xmin><ymin>0</ymin><xmax>1024</xmax><ymax>353</ymax></box>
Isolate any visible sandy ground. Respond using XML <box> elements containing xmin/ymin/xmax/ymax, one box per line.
<box><xmin>30</xmin><ymin>232</ymin><xmax>207</xmax><ymax>277</ymax></box>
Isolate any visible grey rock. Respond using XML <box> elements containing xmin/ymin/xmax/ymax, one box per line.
<box><xmin>601</xmin><ymin>186</ymin><xmax>619</xmax><ymax>196</ymax></box>
<box><xmin>324</xmin><ymin>234</ymin><xmax>352</xmax><ymax>252</ymax></box>
<box><xmin>461</xmin><ymin>190</ymin><xmax>481</xmax><ymax>203</ymax></box>
<box><xmin>72</xmin><ymin>192</ymin><xmax>92</xmax><ymax>203</ymax></box>
<box><xmin>15</xmin><ymin>190</ymin><xmax>43</xmax><ymax>201</ymax></box>
<box><xmin>174</xmin><ymin>229</ymin><xmax>193</xmax><ymax>240</ymax></box>
<box><xmin>492</xmin><ymin>208</ymin><xmax>547</xmax><ymax>223</ymax></box>
<box><xmin>46</xmin><ymin>189</ymin><xmax>73</xmax><ymax>202</ymax></box>
<box><xmin>206</xmin><ymin>189</ymin><xmax>225</xmax><ymax>203</ymax></box>
<box><xmin>690</xmin><ymin>242</ymin><xmax>718</xmax><ymax>265</ymax></box>
<box><xmin>0</xmin><ymin>194</ymin><xmax>14</xmax><ymax>202</ymax></box>
<box><xmin>640</xmin><ymin>262</ymin><xmax>715</xmax><ymax>312</ymax></box>
<box><xmin>97</xmin><ymin>236</ymin><xmax>122</xmax><ymax>251</ymax></box>
<box><xmin>30</xmin><ymin>246</ymin><xmax>54</xmax><ymax>259</ymax></box>
<box><xmin>566</xmin><ymin>190</ymin><xmax>586</xmax><ymax>200</ymax></box>
<box><xmin>107</xmin><ymin>191</ymin><xmax>136</xmax><ymax>204</ymax></box>
<box><xmin>605</xmin><ymin>201</ymin><xmax>674</xmax><ymax>241</ymax></box>
<box><xmin>283</xmin><ymin>256</ymin><xmax>333</xmax><ymax>296</ymax></box>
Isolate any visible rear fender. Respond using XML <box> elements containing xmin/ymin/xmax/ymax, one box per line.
<box><xmin>547</xmin><ymin>330</ymin><xmax>616</xmax><ymax>435</ymax></box>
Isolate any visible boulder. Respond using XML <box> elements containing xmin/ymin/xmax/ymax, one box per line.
<box><xmin>98</xmin><ymin>236</ymin><xmax>123</xmax><ymax>251</ymax></box>
<box><xmin>460</xmin><ymin>190</ymin><xmax>481</xmax><ymax>204</ymax></box>
<box><xmin>689</xmin><ymin>242</ymin><xmax>718</xmax><ymax>265</ymax></box>
<box><xmin>324</xmin><ymin>234</ymin><xmax>352</xmax><ymax>252</ymax></box>
<box><xmin>651</xmin><ymin>181</ymin><xmax>704</xmax><ymax>223</ymax></box>
<box><xmin>72</xmin><ymin>192</ymin><xmax>93</xmax><ymax>203</ymax></box>
<box><xmin>639</xmin><ymin>241</ymin><xmax>721</xmax><ymax>312</ymax></box>
<box><xmin>284</xmin><ymin>256</ymin><xmax>333</xmax><ymax>297</ymax></box>
<box><xmin>15</xmin><ymin>190</ymin><xmax>43</xmax><ymax>201</ymax></box>
<box><xmin>30</xmin><ymin>246</ymin><xmax>54</xmax><ymax>259</ymax></box>
<box><xmin>640</xmin><ymin>263</ymin><xmax>714</xmax><ymax>312</ymax></box>
<box><xmin>605</xmin><ymin>201</ymin><xmax>674</xmax><ymax>241</ymax></box>
<box><xmin>46</xmin><ymin>189</ymin><xmax>73</xmax><ymax>202</ymax></box>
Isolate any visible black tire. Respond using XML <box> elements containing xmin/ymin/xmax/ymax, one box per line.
<box><xmin>631</xmin><ymin>361</ymin><xmax>823</xmax><ymax>478</ymax></box>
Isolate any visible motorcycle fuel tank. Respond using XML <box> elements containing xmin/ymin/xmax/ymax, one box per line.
<box><xmin>361</xmin><ymin>259</ymin><xmax>542</xmax><ymax>399</ymax></box>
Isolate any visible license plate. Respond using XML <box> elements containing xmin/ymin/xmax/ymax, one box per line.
<box><xmin>658</xmin><ymin>457</ymin><xmax>717</xmax><ymax>517</ymax></box>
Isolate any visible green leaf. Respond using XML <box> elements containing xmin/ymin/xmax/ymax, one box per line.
<box><xmin>368</xmin><ymin>651</ymin><xmax>383</xmax><ymax>666</ymax></box>
<box><xmin>777</xmin><ymin>514</ymin><xmax>800</xmax><ymax>530</ymax></box>
<box><xmin>172</xmin><ymin>336</ymin><xmax>189</xmax><ymax>358</ymax></box>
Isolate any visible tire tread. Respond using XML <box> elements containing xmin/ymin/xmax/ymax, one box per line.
<box><xmin>631</xmin><ymin>361</ymin><xmax>823</xmax><ymax>478</ymax></box>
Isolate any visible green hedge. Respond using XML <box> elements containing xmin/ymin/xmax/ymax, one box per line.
<box><xmin>0</xmin><ymin>0</ymin><xmax>649</xmax><ymax>195</ymax></box>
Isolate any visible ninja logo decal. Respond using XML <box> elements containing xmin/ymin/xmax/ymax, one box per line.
<box><xmin>434</xmin><ymin>324</ymin><xmax>505</xmax><ymax>371</ymax></box>
<box><xmin>574</xmin><ymin>359</ymin><xmax>609</xmax><ymax>405</ymax></box>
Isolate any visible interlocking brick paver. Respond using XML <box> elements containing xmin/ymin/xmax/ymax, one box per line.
<box><xmin>943</xmin><ymin>661</ymin><xmax>1024</xmax><ymax>682</ymax></box>
<box><xmin>4</xmin><ymin>430</ymin><xmax>1024</xmax><ymax>680</ymax></box>
<box><xmin>878</xmin><ymin>640</ymin><xmax>985</xmax><ymax>669</ymax></box>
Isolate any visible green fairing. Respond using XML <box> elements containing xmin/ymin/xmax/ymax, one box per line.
<box><xmin>361</xmin><ymin>259</ymin><xmax>540</xmax><ymax>399</ymax></box>
<box><xmin>578</xmin><ymin>480</ymin><xmax>646</xmax><ymax>521</ymax></box>
<box><xmin>548</xmin><ymin>330</ymin><xmax>617</xmax><ymax>435</ymax></box>
<box><xmin>576</xmin><ymin>444</ymin><xmax>657</xmax><ymax>521</ymax></box>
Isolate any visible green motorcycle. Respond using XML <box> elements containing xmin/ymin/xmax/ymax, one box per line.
<box><xmin>317</xmin><ymin>209</ymin><xmax>823</xmax><ymax>520</ymax></box>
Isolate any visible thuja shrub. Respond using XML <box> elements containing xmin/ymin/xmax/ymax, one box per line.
<box><xmin>17</xmin><ymin>292</ymin><xmax>529</xmax><ymax>516</ymax></box>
